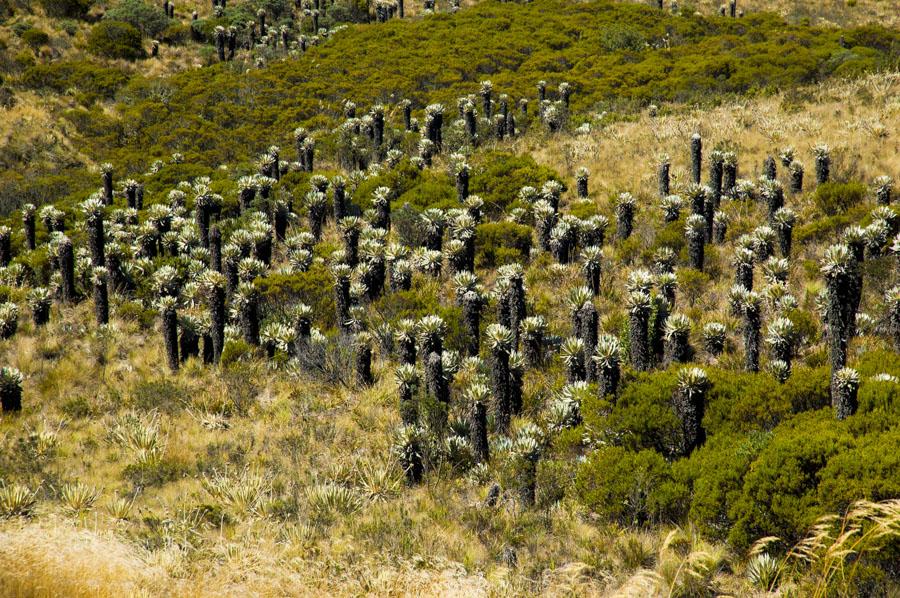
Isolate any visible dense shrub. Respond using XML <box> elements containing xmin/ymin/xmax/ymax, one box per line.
<box><xmin>728</xmin><ymin>411</ymin><xmax>854</xmax><ymax>548</ymax></box>
<box><xmin>255</xmin><ymin>264</ymin><xmax>334</xmax><ymax>330</ymax></box>
<box><xmin>87</xmin><ymin>21</ymin><xmax>146</xmax><ymax>61</ymax></box>
<box><xmin>21</xmin><ymin>29</ymin><xmax>50</xmax><ymax>51</ymax></box>
<box><xmin>38</xmin><ymin>0</ymin><xmax>92</xmax><ymax>18</ymax></box>
<box><xmin>104</xmin><ymin>0</ymin><xmax>170</xmax><ymax>38</ymax></box>
<box><xmin>813</xmin><ymin>181</ymin><xmax>867</xmax><ymax>216</ymax></box>
<box><xmin>475</xmin><ymin>222</ymin><xmax>533</xmax><ymax>268</ymax></box>
<box><xmin>575</xmin><ymin>446</ymin><xmax>685</xmax><ymax>525</ymax></box>
<box><xmin>470</xmin><ymin>152</ymin><xmax>561</xmax><ymax>216</ymax></box>
<box><xmin>22</xmin><ymin>60</ymin><xmax>131</xmax><ymax>101</ymax></box>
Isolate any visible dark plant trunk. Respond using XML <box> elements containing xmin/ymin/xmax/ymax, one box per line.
<box><xmin>617</xmin><ymin>206</ymin><xmax>633</xmax><ymax>241</ymax></box>
<box><xmin>456</xmin><ymin>169</ymin><xmax>469</xmax><ymax>202</ymax></box>
<box><xmin>577</xmin><ymin>303</ymin><xmax>598</xmax><ymax>380</ymax></box>
<box><xmin>688</xmin><ymin>234</ymin><xmax>705</xmax><ymax>271</ymax></box>
<box><xmin>673</xmin><ymin>387</ymin><xmax>706</xmax><ymax>456</ymax></box>
<box><xmin>742</xmin><ymin>305</ymin><xmax>761</xmax><ymax>372</ymax></box>
<box><xmin>713</xmin><ymin>218</ymin><xmax>727</xmax><ymax>244</ymax></box>
<box><xmin>629</xmin><ymin>307</ymin><xmax>650</xmax><ymax>372</ymax></box>
<box><xmin>577</xmin><ymin>176</ymin><xmax>588</xmax><ymax>198</ymax></box>
<box><xmin>735</xmin><ymin>262</ymin><xmax>753</xmax><ymax>290</ymax></box>
<box><xmin>209</xmin><ymin>286</ymin><xmax>225</xmax><ymax>363</ymax></box>
<box><xmin>209</xmin><ymin>226</ymin><xmax>222</xmax><ymax>272</ymax></box>
<box><xmin>585</xmin><ymin>263</ymin><xmax>601</xmax><ymax>296</ymax></box>
<box><xmin>59</xmin><ymin>239</ymin><xmax>76</xmax><ymax>303</ymax></box>
<box><xmin>462</xmin><ymin>293</ymin><xmax>482</xmax><ymax>357</ymax></box>
<box><xmin>93</xmin><ymin>275</ymin><xmax>108</xmax><ymax>325</ymax></box>
<box><xmin>398</xmin><ymin>337</ymin><xmax>416</xmax><ymax>365</ymax></box>
<box><xmin>491</xmin><ymin>348</ymin><xmax>511</xmax><ymax>433</ymax></box>
<box><xmin>470</xmin><ymin>401</ymin><xmax>489</xmax><ymax>463</ymax></box>
<box><xmin>23</xmin><ymin>213</ymin><xmax>36</xmax><ymax>251</ymax></box>
<box><xmin>523</xmin><ymin>334</ymin><xmax>543</xmax><ymax>368</ymax></box>
<box><xmin>179</xmin><ymin>327</ymin><xmax>199</xmax><ymax>363</ymax></box>
<box><xmin>0</xmin><ymin>382</ymin><xmax>21</xmax><ymax>412</ymax></box>
<box><xmin>88</xmin><ymin>218</ymin><xmax>104</xmax><ymax>267</ymax></box>
<box><xmin>425</xmin><ymin>351</ymin><xmax>448</xmax><ymax>404</ymax></box>
<box><xmin>102</xmin><ymin>172</ymin><xmax>113</xmax><ymax>205</ymax></box>
<box><xmin>763</xmin><ymin>157</ymin><xmax>776</xmax><ymax>180</ymax></box>
<box><xmin>597</xmin><ymin>363</ymin><xmax>620</xmax><ymax>400</ymax></box>
<box><xmin>508</xmin><ymin>281</ymin><xmax>526</xmax><ymax>349</ymax></box>
<box><xmin>356</xmin><ymin>343</ymin><xmax>373</xmax><ymax>386</ymax></box>
<box><xmin>163</xmin><ymin>306</ymin><xmax>179</xmax><ymax>371</ymax></box>
<box><xmin>690</xmin><ymin>135</ymin><xmax>702</xmax><ymax>185</ymax></box>
<box><xmin>240</xmin><ymin>293</ymin><xmax>260</xmax><ymax>346</ymax></box>
<box><xmin>778</xmin><ymin>226</ymin><xmax>793</xmax><ymax>258</ymax></box>
<box><xmin>658</xmin><ymin>162</ymin><xmax>670</xmax><ymax>198</ymax></box>
<box><xmin>333</xmin><ymin>182</ymin><xmax>347</xmax><ymax>221</ymax></box>
<box><xmin>399</xmin><ymin>384</ymin><xmax>417</xmax><ymax>425</ymax></box>
<box><xmin>665</xmin><ymin>333</ymin><xmax>691</xmax><ymax>365</ymax></box>
<box><xmin>334</xmin><ymin>278</ymin><xmax>351</xmax><ymax>334</ymax></box>
<box><xmin>0</xmin><ymin>232</ymin><xmax>10</xmax><ymax>268</ymax></box>
<box><xmin>790</xmin><ymin>168</ymin><xmax>803</xmax><ymax>194</ymax></box>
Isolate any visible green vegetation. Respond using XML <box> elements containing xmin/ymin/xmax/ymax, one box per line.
<box><xmin>87</xmin><ymin>21</ymin><xmax>147</xmax><ymax>61</ymax></box>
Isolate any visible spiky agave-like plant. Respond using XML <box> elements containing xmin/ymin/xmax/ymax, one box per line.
<box><xmin>765</xmin><ymin>316</ymin><xmax>795</xmax><ymax>380</ymax></box>
<box><xmin>660</xmin><ymin>195</ymin><xmax>683</xmax><ymax>223</ymax></box>
<box><xmin>393</xmin><ymin>425</ymin><xmax>426</xmax><ymax>485</ymax></box>
<box><xmin>690</xmin><ymin>133</ymin><xmax>703</xmax><ymax>184</ymax></box>
<box><xmin>740</xmin><ymin>291</ymin><xmax>762</xmax><ymax>372</ymax></box>
<box><xmin>593</xmin><ymin>334</ymin><xmax>622</xmax><ymax>400</ymax></box>
<box><xmin>887</xmin><ymin>286</ymin><xmax>900</xmax><ymax>352</ymax></box>
<box><xmin>91</xmin><ymin>266</ymin><xmax>109</xmax><ymax>325</ymax></box>
<box><xmin>580</xmin><ymin>245</ymin><xmax>603</xmax><ymax>295</ymax></box>
<box><xmin>157</xmin><ymin>295</ymin><xmax>179</xmax><ymax>371</ymax></box>
<box><xmin>788</xmin><ymin>160</ymin><xmax>804</xmax><ymax>194</ymax></box>
<box><xmin>575</xmin><ymin>167</ymin><xmax>589</xmax><ymax>198</ymax></box>
<box><xmin>0</xmin><ymin>367</ymin><xmax>23</xmax><ymax>412</ymax></box>
<box><xmin>467</xmin><ymin>382</ymin><xmax>491</xmax><ymax>463</ymax></box>
<box><xmin>685</xmin><ymin>214</ymin><xmax>706</xmax><ymax>271</ymax></box>
<box><xmin>712</xmin><ymin>211</ymin><xmax>729</xmax><ymax>244</ymax></box>
<box><xmin>664</xmin><ymin>313</ymin><xmax>693</xmax><ymax>364</ymax></box>
<box><xmin>658</xmin><ymin>154</ymin><xmax>671</xmax><ymax>198</ymax></box>
<box><xmin>733</xmin><ymin>247</ymin><xmax>755</xmax><ymax>291</ymax></box>
<box><xmin>873</xmin><ymin>175</ymin><xmax>893</xmax><ymax>206</ymax></box>
<box><xmin>702</xmin><ymin>322</ymin><xmax>726</xmax><ymax>357</ymax></box>
<box><xmin>673</xmin><ymin>367</ymin><xmax>710</xmax><ymax>456</ymax></box>
<box><xmin>21</xmin><ymin>203</ymin><xmax>36</xmax><ymax>251</ymax></box>
<box><xmin>813</xmin><ymin>144</ymin><xmax>830</xmax><ymax>185</ymax></box>
<box><xmin>616</xmin><ymin>192</ymin><xmax>636</xmax><ymax>241</ymax></box>
<box><xmin>772</xmin><ymin>207</ymin><xmax>796</xmax><ymax>258</ymax></box>
<box><xmin>486</xmin><ymin>323</ymin><xmax>513</xmax><ymax>433</ymax></box>
<box><xmin>201</xmin><ymin>271</ymin><xmax>227</xmax><ymax>363</ymax></box>
<box><xmin>27</xmin><ymin>287</ymin><xmax>51</xmax><ymax>327</ymax></box>
<box><xmin>0</xmin><ymin>302</ymin><xmax>18</xmax><ymax>340</ymax></box>
<box><xmin>821</xmin><ymin>244</ymin><xmax>857</xmax><ymax>375</ymax></box>
<box><xmin>832</xmin><ymin>367</ymin><xmax>859</xmax><ymax>420</ymax></box>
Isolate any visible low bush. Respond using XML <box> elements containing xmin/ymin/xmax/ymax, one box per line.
<box><xmin>812</xmin><ymin>181</ymin><xmax>867</xmax><ymax>216</ymax></box>
<box><xmin>104</xmin><ymin>0</ymin><xmax>170</xmax><ymax>38</ymax></box>
<box><xmin>475</xmin><ymin>222</ymin><xmax>532</xmax><ymax>268</ymax></box>
<box><xmin>87</xmin><ymin>21</ymin><xmax>146</xmax><ymax>61</ymax></box>
<box><xmin>21</xmin><ymin>29</ymin><xmax>50</xmax><ymax>51</ymax></box>
<box><xmin>38</xmin><ymin>0</ymin><xmax>92</xmax><ymax>18</ymax></box>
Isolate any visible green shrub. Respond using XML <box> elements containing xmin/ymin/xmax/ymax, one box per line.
<box><xmin>674</xmin><ymin>432</ymin><xmax>769</xmax><ymax>539</ymax></box>
<box><xmin>475</xmin><ymin>222</ymin><xmax>532</xmax><ymax>268</ymax></box>
<box><xmin>812</xmin><ymin>181</ymin><xmax>867</xmax><ymax>216</ymax></box>
<box><xmin>116</xmin><ymin>299</ymin><xmax>156</xmax><ymax>329</ymax></box>
<box><xmin>87</xmin><ymin>21</ymin><xmax>146</xmax><ymax>61</ymax></box>
<box><xmin>159</xmin><ymin>22</ymin><xmax>190</xmax><ymax>45</ymax></box>
<box><xmin>21</xmin><ymin>29</ymin><xmax>50</xmax><ymax>50</ymax></box>
<box><xmin>38</xmin><ymin>0</ymin><xmax>92</xmax><ymax>18</ymax></box>
<box><xmin>575</xmin><ymin>446</ymin><xmax>685</xmax><ymax>525</ymax></box>
<box><xmin>104</xmin><ymin>0</ymin><xmax>170</xmax><ymax>38</ymax></box>
<box><xmin>221</xmin><ymin>339</ymin><xmax>256</xmax><ymax>367</ymax></box>
<box><xmin>255</xmin><ymin>264</ymin><xmax>334</xmax><ymax>330</ymax></box>
<box><xmin>729</xmin><ymin>411</ymin><xmax>854</xmax><ymax>548</ymax></box>
<box><xmin>470</xmin><ymin>152</ymin><xmax>561</xmax><ymax>217</ymax></box>
<box><xmin>816</xmin><ymin>428</ymin><xmax>900</xmax><ymax>513</ymax></box>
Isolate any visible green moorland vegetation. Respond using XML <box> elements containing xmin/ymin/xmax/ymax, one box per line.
<box><xmin>0</xmin><ymin>0</ymin><xmax>898</xmax><ymax>595</ymax></box>
<box><xmin>2</xmin><ymin>0</ymin><xmax>899</xmax><ymax>213</ymax></box>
